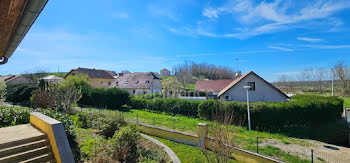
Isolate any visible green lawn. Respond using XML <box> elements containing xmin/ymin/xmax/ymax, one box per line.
<box><xmin>76</xmin><ymin>106</ymin><xmax>311</xmax><ymax>162</ymax></box>
<box><xmin>151</xmin><ymin>136</ymin><xmax>240</xmax><ymax>163</ymax></box>
<box><xmin>343</xmin><ymin>97</ymin><xmax>350</xmax><ymax>108</ymax></box>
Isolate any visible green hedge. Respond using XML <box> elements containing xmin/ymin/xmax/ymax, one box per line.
<box><xmin>130</xmin><ymin>95</ymin><xmax>343</xmax><ymax>130</ymax></box>
<box><xmin>129</xmin><ymin>97</ymin><xmax>200</xmax><ymax>117</ymax></box>
<box><xmin>79</xmin><ymin>88</ymin><xmax>130</xmax><ymax>109</ymax></box>
<box><xmin>5</xmin><ymin>84</ymin><xmax>37</xmax><ymax>103</ymax></box>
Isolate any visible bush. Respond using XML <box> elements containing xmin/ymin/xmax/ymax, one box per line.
<box><xmin>131</xmin><ymin>95</ymin><xmax>343</xmax><ymax>130</ymax></box>
<box><xmin>0</xmin><ymin>106</ymin><xmax>32</xmax><ymax>127</ymax></box>
<box><xmin>0</xmin><ymin>80</ymin><xmax>6</xmax><ymax>103</ymax></box>
<box><xmin>108</xmin><ymin>124</ymin><xmax>141</xmax><ymax>162</ymax></box>
<box><xmin>5</xmin><ymin>84</ymin><xmax>37</xmax><ymax>104</ymax></box>
<box><xmin>77</xmin><ymin>111</ymin><xmax>126</xmax><ymax>138</ymax></box>
<box><xmin>198</xmin><ymin>95</ymin><xmax>343</xmax><ymax>130</ymax></box>
<box><xmin>130</xmin><ymin>97</ymin><xmax>200</xmax><ymax>117</ymax></box>
<box><xmin>79</xmin><ymin>88</ymin><xmax>130</xmax><ymax>109</ymax></box>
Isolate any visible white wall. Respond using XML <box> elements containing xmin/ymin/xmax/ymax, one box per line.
<box><xmin>150</xmin><ymin>79</ymin><xmax>162</xmax><ymax>93</ymax></box>
<box><xmin>220</xmin><ymin>74</ymin><xmax>288</xmax><ymax>102</ymax></box>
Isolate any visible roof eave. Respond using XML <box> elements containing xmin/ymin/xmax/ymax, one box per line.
<box><xmin>1</xmin><ymin>0</ymin><xmax>48</xmax><ymax>65</ymax></box>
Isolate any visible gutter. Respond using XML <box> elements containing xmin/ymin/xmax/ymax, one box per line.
<box><xmin>0</xmin><ymin>0</ymin><xmax>48</xmax><ymax>65</ymax></box>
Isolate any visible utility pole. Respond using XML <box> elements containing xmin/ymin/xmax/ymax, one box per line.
<box><xmin>243</xmin><ymin>86</ymin><xmax>251</xmax><ymax>130</ymax></box>
<box><xmin>331</xmin><ymin>68</ymin><xmax>334</xmax><ymax>96</ymax></box>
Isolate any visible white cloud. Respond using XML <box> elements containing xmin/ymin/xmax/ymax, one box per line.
<box><xmin>202</xmin><ymin>8</ymin><xmax>219</xmax><ymax>18</ymax></box>
<box><xmin>200</xmin><ymin>0</ymin><xmax>350</xmax><ymax>38</ymax></box>
<box><xmin>268</xmin><ymin>46</ymin><xmax>294</xmax><ymax>52</ymax></box>
<box><xmin>300</xmin><ymin>44</ymin><xmax>350</xmax><ymax>49</ymax></box>
<box><xmin>297</xmin><ymin>37</ymin><xmax>323</xmax><ymax>42</ymax></box>
<box><xmin>113</xmin><ymin>13</ymin><xmax>129</xmax><ymax>19</ymax></box>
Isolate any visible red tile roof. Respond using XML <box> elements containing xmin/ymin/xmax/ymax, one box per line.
<box><xmin>195</xmin><ymin>79</ymin><xmax>235</xmax><ymax>92</ymax></box>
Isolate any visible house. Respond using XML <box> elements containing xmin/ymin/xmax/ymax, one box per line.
<box><xmin>218</xmin><ymin>71</ymin><xmax>289</xmax><ymax>102</ymax></box>
<box><xmin>195</xmin><ymin>79</ymin><xmax>235</xmax><ymax>95</ymax></box>
<box><xmin>160</xmin><ymin>68</ymin><xmax>171</xmax><ymax>76</ymax></box>
<box><xmin>114</xmin><ymin>72</ymin><xmax>162</xmax><ymax>95</ymax></box>
<box><xmin>0</xmin><ymin>75</ymin><xmax>35</xmax><ymax>85</ymax></box>
<box><xmin>64</xmin><ymin>67</ymin><xmax>115</xmax><ymax>88</ymax></box>
<box><xmin>40</xmin><ymin>75</ymin><xmax>63</xmax><ymax>84</ymax></box>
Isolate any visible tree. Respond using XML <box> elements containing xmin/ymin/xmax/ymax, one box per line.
<box><xmin>32</xmin><ymin>83</ymin><xmax>82</xmax><ymax>112</ymax></box>
<box><xmin>334</xmin><ymin>62</ymin><xmax>350</xmax><ymax>95</ymax></box>
<box><xmin>0</xmin><ymin>80</ymin><xmax>6</xmax><ymax>103</ymax></box>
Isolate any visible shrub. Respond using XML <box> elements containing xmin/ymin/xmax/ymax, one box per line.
<box><xmin>79</xmin><ymin>88</ymin><xmax>130</xmax><ymax>109</ymax></box>
<box><xmin>77</xmin><ymin>111</ymin><xmax>126</xmax><ymax>138</ymax></box>
<box><xmin>0</xmin><ymin>80</ymin><xmax>6</xmax><ymax>103</ymax></box>
<box><xmin>31</xmin><ymin>84</ymin><xmax>82</xmax><ymax>111</ymax></box>
<box><xmin>108</xmin><ymin>124</ymin><xmax>141</xmax><ymax>162</ymax></box>
<box><xmin>198</xmin><ymin>95</ymin><xmax>343</xmax><ymax>130</ymax></box>
<box><xmin>5</xmin><ymin>84</ymin><xmax>37</xmax><ymax>104</ymax></box>
<box><xmin>0</xmin><ymin>106</ymin><xmax>32</xmax><ymax>127</ymax></box>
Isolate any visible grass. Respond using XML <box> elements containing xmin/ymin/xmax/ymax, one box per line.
<box><xmin>76</xmin><ymin>106</ymin><xmax>311</xmax><ymax>162</ymax></box>
<box><xmin>343</xmin><ymin>97</ymin><xmax>350</xmax><ymax>108</ymax></box>
<box><xmin>151</xmin><ymin>136</ymin><xmax>240</xmax><ymax>163</ymax></box>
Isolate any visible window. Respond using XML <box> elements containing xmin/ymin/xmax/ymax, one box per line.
<box><xmin>108</xmin><ymin>82</ymin><xmax>111</xmax><ymax>86</ymax></box>
<box><xmin>72</xmin><ymin>73</ymin><xmax>75</xmax><ymax>76</ymax></box>
<box><xmin>134</xmin><ymin>80</ymin><xmax>139</xmax><ymax>84</ymax></box>
<box><xmin>125</xmin><ymin>81</ymin><xmax>129</xmax><ymax>84</ymax></box>
<box><xmin>100</xmin><ymin>81</ymin><xmax>103</xmax><ymax>85</ymax></box>
<box><xmin>248</xmin><ymin>82</ymin><xmax>255</xmax><ymax>91</ymax></box>
<box><xmin>144</xmin><ymin>90</ymin><xmax>147</xmax><ymax>95</ymax></box>
<box><xmin>145</xmin><ymin>80</ymin><xmax>150</xmax><ymax>84</ymax></box>
<box><xmin>133</xmin><ymin>90</ymin><xmax>136</xmax><ymax>94</ymax></box>
<box><xmin>225</xmin><ymin>95</ymin><xmax>231</xmax><ymax>100</ymax></box>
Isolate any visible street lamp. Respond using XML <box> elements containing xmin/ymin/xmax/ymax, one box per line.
<box><xmin>243</xmin><ymin>85</ymin><xmax>251</xmax><ymax>130</ymax></box>
<box><xmin>331</xmin><ymin>68</ymin><xmax>334</xmax><ymax>96</ymax></box>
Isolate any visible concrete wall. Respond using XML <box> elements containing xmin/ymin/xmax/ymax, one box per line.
<box><xmin>136</xmin><ymin>122</ymin><xmax>283</xmax><ymax>163</ymax></box>
<box><xmin>30</xmin><ymin>112</ymin><xmax>74</xmax><ymax>163</ymax></box>
<box><xmin>220</xmin><ymin>74</ymin><xmax>288</xmax><ymax>102</ymax></box>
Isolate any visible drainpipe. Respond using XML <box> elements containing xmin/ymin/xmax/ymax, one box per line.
<box><xmin>2</xmin><ymin>0</ymin><xmax>48</xmax><ymax>64</ymax></box>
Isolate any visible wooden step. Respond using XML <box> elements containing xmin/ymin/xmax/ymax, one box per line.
<box><xmin>0</xmin><ymin>146</ymin><xmax>52</xmax><ymax>163</ymax></box>
<box><xmin>0</xmin><ymin>139</ymin><xmax>49</xmax><ymax>157</ymax></box>
<box><xmin>0</xmin><ymin>124</ymin><xmax>46</xmax><ymax>150</ymax></box>
<box><xmin>19</xmin><ymin>153</ymin><xmax>55</xmax><ymax>163</ymax></box>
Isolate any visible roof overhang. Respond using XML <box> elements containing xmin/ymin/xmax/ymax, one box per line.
<box><xmin>0</xmin><ymin>0</ymin><xmax>48</xmax><ymax>65</ymax></box>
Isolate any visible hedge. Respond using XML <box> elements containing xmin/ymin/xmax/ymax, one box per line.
<box><xmin>130</xmin><ymin>95</ymin><xmax>343</xmax><ymax>130</ymax></box>
<box><xmin>5</xmin><ymin>84</ymin><xmax>37</xmax><ymax>103</ymax></box>
<box><xmin>79</xmin><ymin>88</ymin><xmax>130</xmax><ymax>109</ymax></box>
<box><xmin>129</xmin><ymin>97</ymin><xmax>200</xmax><ymax>117</ymax></box>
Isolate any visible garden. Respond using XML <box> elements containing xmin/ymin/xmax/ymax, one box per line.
<box><xmin>0</xmin><ymin>75</ymin><xmax>348</xmax><ymax>162</ymax></box>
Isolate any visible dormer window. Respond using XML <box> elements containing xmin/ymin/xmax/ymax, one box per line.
<box><xmin>134</xmin><ymin>80</ymin><xmax>139</xmax><ymax>84</ymax></box>
<box><xmin>145</xmin><ymin>80</ymin><xmax>150</xmax><ymax>84</ymax></box>
<box><xmin>125</xmin><ymin>81</ymin><xmax>129</xmax><ymax>84</ymax></box>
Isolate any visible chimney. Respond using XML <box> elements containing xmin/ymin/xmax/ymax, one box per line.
<box><xmin>235</xmin><ymin>71</ymin><xmax>242</xmax><ymax>78</ymax></box>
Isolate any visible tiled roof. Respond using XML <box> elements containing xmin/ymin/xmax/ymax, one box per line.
<box><xmin>195</xmin><ymin>79</ymin><xmax>234</xmax><ymax>92</ymax></box>
<box><xmin>65</xmin><ymin>68</ymin><xmax>115</xmax><ymax>79</ymax></box>
<box><xmin>218</xmin><ymin>71</ymin><xmax>289</xmax><ymax>98</ymax></box>
<box><xmin>114</xmin><ymin>72</ymin><xmax>159</xmax><ymax>89</ymax></box>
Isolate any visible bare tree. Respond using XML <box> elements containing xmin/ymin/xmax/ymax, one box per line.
<box><xmin>334</xmin><ymin>62</ymin><xmax>350</xmax><ymax>95</ymax></box>
<box><xmin>301</xmin><ymin>68</ymin><xmax>328</xmax><ymax>93</ymax></box>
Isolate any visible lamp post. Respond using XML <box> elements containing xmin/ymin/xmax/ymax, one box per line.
<box><xmin>243</xmin><ymin>86</ymin><xmax>251</xmax><ymax>130</ymax></box>
<box><xmin>331</xmin><ymin>68</ymin><xmax>334</xmax><ymax>96</ymax></box>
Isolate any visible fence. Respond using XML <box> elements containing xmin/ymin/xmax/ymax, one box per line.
<box><xmin>75</xmin><ymin>106</ymin><xmax>350</xmax><ymax>163</ymax></box>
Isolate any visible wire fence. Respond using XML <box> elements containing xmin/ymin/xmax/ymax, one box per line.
<box><xmin>74</xmin><ymin>106</ymin><xmax>350</xmax><ymax>163</ymax></box>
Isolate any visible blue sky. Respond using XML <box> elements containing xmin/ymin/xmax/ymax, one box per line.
<box><xmin>1</xmin><ymin>0</ymin><xmax>350</xmax><ymax>81</ymax></box>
